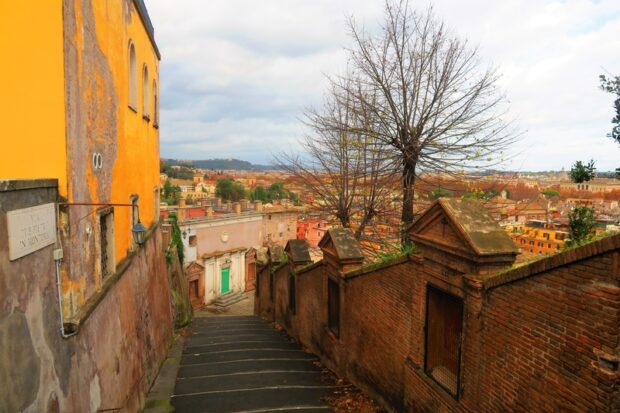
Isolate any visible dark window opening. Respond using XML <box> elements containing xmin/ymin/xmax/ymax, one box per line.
<box><xmin>189</xmin><ymin>235</ymin><xmax>197</xmax><ymax>247</ymax></box>
<box><xmin>328</xmin><ymin>278</ymin><xmax>340</xmax><ymax>337</ymax></box>
<box><xmin>255</xmin><ymin>271</ymin><xmax>260</xmax><ymax>297</ymax></box>
<box><xmin>269</xmin><ymin>272</ymin><xmax>274</xmax><ymax>301</ymax></box>
<box><xmin>100</xmin><ymin>214</ymin><xmax>109</xmax><ymax>276</ymax></box>
<box><xmin>425</xmin><ymin>286</ymin><xmax>464</xmax><ymax>398</ymax></box>
<box><xmin>289</xmin><ymin>275</ymin><xmax>296</xmax><ymax>314</ymax></box>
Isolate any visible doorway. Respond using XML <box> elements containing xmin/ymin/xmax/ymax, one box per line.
<box><xmin>221</xmin><ymin>266</ymin><xmax>230</xmax><ymax>294</ymax></box>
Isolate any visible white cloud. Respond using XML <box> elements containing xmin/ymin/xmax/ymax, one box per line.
<box><xmin>146</xmin><ymin>0</ymin><xmax>620</xmax><ymax>170</ymax></box>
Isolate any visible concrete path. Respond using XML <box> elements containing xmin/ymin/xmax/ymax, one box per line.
<box><xmin>171</xmin><ymin>315</ymin><xmax>335</xmax><ymax>413</ymax></box>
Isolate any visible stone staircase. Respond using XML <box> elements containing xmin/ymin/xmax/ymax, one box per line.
<box><xmin>213</xmin><ymin>290</ymin><xmax>246</xmax><ymax>307</ymax></box>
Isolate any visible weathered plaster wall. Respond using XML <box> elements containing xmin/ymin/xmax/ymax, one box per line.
<box><xmin>262</xmin><ymin>211</ymin><xmax>298</xmax><ymax>246</ymax></box>
<box><xmin>0</xmin><ymin>4</ymin><xmax>68</xmax><ymax>195</ymax></box>
<box><xmin>203</xmin><ymin>250</ymin><xmax>246</xmax><ymax>303</ymax></box>
<box><xmin>60</xmin><ymin>0</ymin><xmax>161</xmax><ymax>317</ymax></box>
<box><xmin>190</xmin><ymin>216</ymin><xmax>262</xmax><ymax>258</ymax></box>
<box><xmin>0</xmin><ymin>182</ymin><xmax>173</xmax><ymax>413</ymax></box>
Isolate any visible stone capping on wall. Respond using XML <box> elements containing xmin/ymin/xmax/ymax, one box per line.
<box><xmin>67</xmin><ymin>221</ymin><xmax>161</xmax><ymax>333</ymax></box>
<box><xmin>343</xmin><ymin>253</ymin><xmax>424</xmax><ymax>280</ymax></box>
<box><xmin>294</xmin><ymin>260</ymin><xmax>323</xmax><ymax>276</ymax></box>
<box><xmin>0</xmin><ymin>178</ymin><xmax>58</xmax><ymax>192</ymax></box>
<box><xmin>481</xmin><ymin>232</ymin><xmax>620</xmax><ymax>290</ymax></box>
<box><xmin>409</xmin><ymin>198</ymin><xmax>519</xmax><ymax>256</ymax></box>
<box><xmin>201</xmin><ymin>246</ymin><xmax>246</xmax><ymax>260</ymax></box>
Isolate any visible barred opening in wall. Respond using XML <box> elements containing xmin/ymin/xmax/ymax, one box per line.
<box><xmin>98</xmin><ymin>208</ymin><xmax>115</xmax><ymax>279</ymax></box>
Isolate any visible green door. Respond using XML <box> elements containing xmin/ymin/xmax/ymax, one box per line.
<box><xmin>221</xmin><ymin>267</ymin><xmax>230</xmax><ymax>293</ymax></box>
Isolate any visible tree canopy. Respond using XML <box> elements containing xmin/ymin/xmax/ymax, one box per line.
<box><xmin>599</xmin><ymin>74</ymin><xmax>620</xmax><ymax>178</ymax></box>
<box><xmin>343</xmin><ymin>1</ymin><xmax>518</xmax><ymax>242</ymax></box>
<box><xmin>215</xmin><ymin>178</ymin><xmax>246</xmax><ymax>202</ymax></box>
<box><xmin>569</xmin><ymin>160</ymin><xmax>596</xmax><ymax>183</ymax></box>
<box><xmin>161</xmin><ymin>179</ymin><xmax>181</xmax><ymax>205</ymax></box>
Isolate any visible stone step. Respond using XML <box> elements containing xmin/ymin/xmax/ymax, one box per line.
<box><xmin>213</xmin><ymin>291</ymin><xmax>245</xmax><ymax>307</ymax></box>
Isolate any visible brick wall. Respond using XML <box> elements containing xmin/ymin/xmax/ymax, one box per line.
<box><xmin>343</xmin><ymin>258</ymin><xmax>417</xmax><ymax>410</ymax></box>
<box><xmin>474</xmin><ymin>248</ymin><xmax>620</xmax><ymax>412</ymax></box>
<box><xmin>255</xmin><ymin>264</ymin><xmax>274</xmax><ymax>321</ymax></box>
<box><xmin>273</xmin><ymin>263</ymin><xmax>294</xmax><ymax>333</ymax></box>
<box><xmin>256</xmin><ymin>234</ymin><xmax>620</xmax><ymax>412</ymax></box>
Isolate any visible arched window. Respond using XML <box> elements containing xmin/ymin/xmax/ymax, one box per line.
<box><xmin>128</xmin><ymin>41</ymin><xmax>138</xmax><ymax>110</ymax></box>
<box><xmin>153</xmin><ymin>79</ymin><xmax>159</xmax><ymax>127</ymax></box>
<box><xmin>142</xmin><ymin>65</ymin><xmax>150</xmax><ymax>119</ymax></box>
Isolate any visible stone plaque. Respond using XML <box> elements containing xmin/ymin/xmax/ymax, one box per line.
<box><xmin>7</xmin><ymin>203</ymin><xmax>57</xmax><ymax>261</ymax></box>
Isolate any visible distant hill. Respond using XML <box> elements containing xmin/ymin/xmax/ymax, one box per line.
<box><xmin>162</xmin><ymin>158</ymin><xmax>275</xmax><ymax>171</ymax></box>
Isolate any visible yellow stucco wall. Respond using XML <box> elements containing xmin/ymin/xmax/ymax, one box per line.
<box><xmin>0</xmin><ymin>3</ymin><xmax>68</xmax><ymax>195</ymax></box>
<box><xmin>89</xmin><ymin>1</ymin><xmax>160</xmax><ymax>263</ymax></box>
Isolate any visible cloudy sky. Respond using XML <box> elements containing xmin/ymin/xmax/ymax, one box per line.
<box><xmin>147</xmin><ymin>0</ymin><xmax>620</xmax><ymax>171</ymax></box>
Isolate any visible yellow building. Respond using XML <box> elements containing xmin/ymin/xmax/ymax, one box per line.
<box><xmin>505</xmin><ymin>222</ymin><xmax>568</xmax><ymax>256</ymax></box>
<box><xmin>0</xmin><ymin>1</ymin><xmax>160</xmax><ymax>315</ymax></box>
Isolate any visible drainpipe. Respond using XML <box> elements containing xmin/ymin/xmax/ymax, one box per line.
<box><xmin>54</xmin><ymin>203</ymin><xmax>77</xmax><ymax>339</ymax></box>
<box><xmin>54</xmin><ymin>257</ymin><xmax>76</xmax><ymax>338</ymax></box>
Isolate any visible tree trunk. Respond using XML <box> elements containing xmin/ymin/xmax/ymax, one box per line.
<box><xmin>354</xmin><ymin>207</ymin><xmax>376</xmax><ymax>240</ymax></box>
<box><xmin>401</xmin><ymin>160</ymin><xmax>417</xmax><ymax>245</ymax></box>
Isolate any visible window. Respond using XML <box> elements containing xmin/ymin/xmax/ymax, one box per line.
<box><xmin>328</xmin><ymin>278</ymin><xmax>340</xmax><ymax>337</ymax></box>
<box><xmin>128</xmin><ymin>41</ymin><xmax>138</xmax><ymax>110</ymax></box>
<box><xmin>153</xmin><ymin>79</ymin><xmax>159</xmax><ymax>127</ymax></box>
<box><xmin>189</xmin><ymin>235</ymin><xmax>197</xmax><ymax>247</ymax></box>
<box><xmin>288</xmin><ymin>275</ymin><xmax>296</xmax><ymax>314</ymax></box>
<box><xmin>98</xmin><ymin>208</ymin><xmax>115</xmax><ymax>279</ymax></box>
<box><xmin>142</xmin><ymin>65</ymin><xmax>150</xmax><ymax>120</ymax></box>
<box><xmin>425</xmin><ymin>286</ymin><xmax>463</xmax><ymax>398</ymax></box>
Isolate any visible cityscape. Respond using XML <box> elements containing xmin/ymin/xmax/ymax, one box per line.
<box><xmin>1</xmin><ymin>1</ymin><xmax>620</xmax><ymax>413</ymax></box>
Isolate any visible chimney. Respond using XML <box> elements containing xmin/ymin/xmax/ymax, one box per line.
<box><xmin>178</xmin><ymin>198</ymin><xmax>186</xmax><ymax>207</ymax></box>
<box><xmin>254</xmin><ymin>201</ymin><xmax>263</xmax><ymax>212</ymax></box>
<box><xmin>205</xmin><ymin>205</ymin><xmax>214</xmax><ymax>217</ymax></box>
<box><xmin>233</xmin><ymin>202</ymin><xmax>241</xmax><ymax>214</ymax></box>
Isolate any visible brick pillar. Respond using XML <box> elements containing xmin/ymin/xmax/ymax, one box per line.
<box><xmin>461</xmin><ymin>274</ymin><xmax>484</xmax><ymax>410</ymax></box>
<box><xmin>285</xmin><ymin>239</ymin><xmax>312</xmax><ymax>271</ymax></box>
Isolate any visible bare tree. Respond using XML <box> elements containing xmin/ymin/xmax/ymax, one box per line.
<box><xmin>274</xmin><ymin>76</ymin><xmax>398</xmax><ymax>243</ymax></box>
<box><xmin>343</xmin><ymin>1</ymin><xmax>519</xmax><ymax>242</ymax></box>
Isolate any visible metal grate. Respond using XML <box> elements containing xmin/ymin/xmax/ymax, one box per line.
<box><xmin>100</xmin><ymin>214</ymin><xmax>109</xmax><ymax>277</ymax></box>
